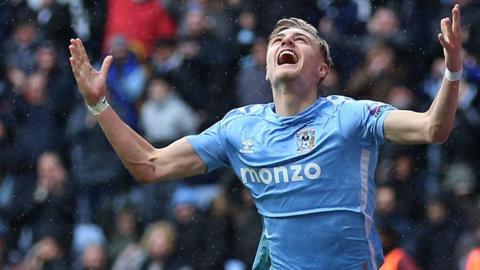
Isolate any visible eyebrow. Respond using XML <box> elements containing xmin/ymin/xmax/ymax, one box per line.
<box><xmin>270</xmin><ymin>32</ymin><xmax>311</xmax><ymax>42</ymax></box>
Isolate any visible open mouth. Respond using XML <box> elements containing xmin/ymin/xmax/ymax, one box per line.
<box><xmin>277</xmin><ymin>49</ymin><xmax>298</xmax><ymax>65</ymax></box>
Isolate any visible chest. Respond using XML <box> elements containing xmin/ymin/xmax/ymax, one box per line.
<box><xmin>225</xmin><ymin>115</ymin><xmax>345</xmax><ymax>168</ymax></box>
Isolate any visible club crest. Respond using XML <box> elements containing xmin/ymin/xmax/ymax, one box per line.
<box><xmin>296</xmin><ymin>128</ymin><xmax>315</xmax><ymax>153</ymax></box>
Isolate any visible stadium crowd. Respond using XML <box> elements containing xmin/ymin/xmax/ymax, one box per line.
<box><xmin>0</xmin><ymin>0</ymin><xmax>479</xmax><ymax>269</ymax></box>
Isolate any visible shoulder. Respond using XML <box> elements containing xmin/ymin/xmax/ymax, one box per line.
<box><xmin>220</xmin><ymin>103</ymin><xmax>269</xmax><ymax>126</ymax></box>
<box><xmin>324</xmin><ymin>95</ymin><xmax>356</xmax><ymax>105</ymax></box>
<box><xmin>325</xmin><ymin>95</ymin><xmax>389</xmax><ymax>115</ymax></box>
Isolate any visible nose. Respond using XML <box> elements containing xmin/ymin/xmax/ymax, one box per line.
<box><xmin>281</xmin><ymin>35</ymin><xmax>294</xmax><ymax>47</ymax></box>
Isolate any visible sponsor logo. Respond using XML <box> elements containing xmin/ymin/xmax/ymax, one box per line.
<box><xmin>240</xmin><ymin>162</ymin><xmax>322</xmax><ymax>184</ymax></box>
<box><xmin>240</xmin><ymin>138</ymin><xmax>255</xmax><ymax>154</ymax></box>
<box><xmin>367</xmin><ymin>102</ymin><xmax>387</xmax><ymax>117</ymax></box>
<box><xmin>296</xmin><ymin>128</ymin><xmax>315</xmax><ymax>153</ymax></box>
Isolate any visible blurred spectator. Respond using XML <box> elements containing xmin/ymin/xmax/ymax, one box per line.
<box><xmin>21</xmin><ymin>236</ymin><xmax>68</xmax><ymax>270</ymax></box>
<box><xmin>201</xmin><ymin>187</ymin><xmax>233</xmax><ymax>269</ymax></box>
<box><xmin>375</xmin><ymin>185</ymin><xmax>416</xmax><ymax>252</ymax></box>
<box><xmin>12</xmin><ymin>73</ymin><xmax>63</xmax><ymax>172</ymax></box>
<box><xmin>72</xmin><ymin>223</ymin><xmax>107</xmax><ymax>266</ymax></box>
<box><xmin>0</xmin><ymin>230</ymin><xmax>7</xmax><ymax>267</ymax></box>
<box><xmin>35</xmin><ymin>0</ymin><xmax>75</xmax><ymax>48</ymax></box>
<box><xmin>314</xmin><ymin>0</ymin><xmax>366</xmax><ymax>78</ymax></box>
<box><xmin>151</xmin><ymin>38</ymin><xmax>182</xmax><ymax>76</ymax></box>
<box><xmin>107</xmin><ymin>206</ymin><xmax>140</xmax><ymax>262</ymax></box>
<box><xmin>103</xmin><ymin>0</ymin><xmax>176</xmax><ymax>59</ymax></box>
<box><xmin>178</xmin><ymin>9</ymin><xmax>231</xmax><ymax>117</ymax></box>
<box><xmin>3</xmin><ymin>16</ymin><xmax>40</xmax><ymax>75</ymax></box>
<box><xmin>443</xmin><ymin>79</ymin><xmax>480</xmax><ymax>164</ymax></box>
<box><xmin>65</xmin><ymin>103</ymin><xmax>124</xmax><ymax>222</ymax></box>
<box><xmin>378</xmin><ymin>224</ymin><xmax>420</xmax><ymax>270</ymax></box>
<box><xmin>31</xmin><ymin>152</ymin><xmax>75</xmax><ymax>248</ymax></box>
<box><xmin>81</xmin><ymin>244</ymin><xmax>108</xmax><ymax>270</ymax></box>
<box><xmin>35</xmin><ymin>41</ymin><xmax>75</xmax><ymax>126</ymax></box>
<box><xmin>386</xmin><ymin>85</ymin><xmax>415</xmax><ymax>111</ymax></box>
<box><xmin>232</xmin><ymin>187</ymin><xmax>262</xmax><ymax>268</ymax></box>
<box><xmin>10</xmin><ymin>152</ymin><xmax>75</xmax><ymax>260</ymax></box>
<box><xmin>456</xmin><ymin>222</ymin><xmax>480</xmax><ymax>270</ymax></box>
<box><xmin>105</xmin><ymin>35</ymin><xmax>147</xmax><ymax>130</ymax></box>
<box><xmin>0</xmin><ymin>114</ymin><xmax>16</xmax><ymax>173</ymax></box>
<box><xmin>422</xmin><ymin>57</ymin><xmax>480</xmax><ymax>175</ymax></box>
<box><xmin>113</xmin><ymin>221</ymin><xmax>180</xmax><ymax>270</ymax></box>
<box><xmin>149</xmin><ymin>37</ymin><xmax>208</xmax><ymax>116</ymax></box>
<box><xmin>416</xmin><ymin>199</ymin><xmax>462</xmax><ymax>270</ymax></box>
<box><xmin>442</xmin><ymin>163</ymin><xmax>478</xmax><ymax>229</ymax></box>
<box><xmin>466</xmin><ymin>247</ymin><xmax>480</xmax><ymax>270</ymax></box>
<box><xmin>362</xmin><ymin>7</ymin><xmax>408</xmax><ymax>54</ymax></box>
<box><xmin>387</xmin><ymin>152</ymin><xmax>426</xmax><ymax>222</ymax></box>
<box><xmin>0</xmin><ymin>159</ymin><xmax>15</xmax><ymax>262</ymax></box>
<box><xmin>235</xmin><ymin>38</ymin><xmax>272</xmax><ymax>106</ymax></box>
<box><xmin>233</xmin><ymin>9</ymin><xmax>258</xmax><ymax>59</ymax></box>
<box><xmin>254</xmin><ymin>1</ymin><xmax>320</xmax><ymax>36</ymax></box>
<box><xmin>81</xmin><ymin>0</ymin><xmax>107</xmax><ymax>62</ymax></box>
<box><xmin>139</xmin><ymin>75</ymin><xmax>199</xmax><ymax>146</ymax></box>
<box><xmin>347</xmin><ymin>43</ymin><xmax>403</xmax><ymax>102</ymax></box>
<box><xmin>320</xmin><ymin>67</ymin><xmax>342</xmax><ymax>96</ymax></box>
<box><xmin>0</xmin><ymin>1</ymin><xmax>33</xmax><ymax>44</ymax></box>
<box><xmin>171</xmin><ymin>186</ymin><xmax>204</xmax><ymax>268</ymax></box>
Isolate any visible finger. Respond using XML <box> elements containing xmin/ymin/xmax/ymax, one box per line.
<box><xmin>76</xmin><ymin>38</ymin><xmax>90</xmax><ymax>63</ymax></box>
<box><xmin>69</xmin><ymin>57</ymin><xmax>82</xmax><ymax>81</ymax></box>
<box><xmin>441</xmin><ymin>18</ymin><xmax>453</xmax><ymax>42</ymax></box>
<box><xmin>100</xmin><ymin>55</ymin><xmax>113</xmax><ymax>77</ymax></box>
<box><xmin>438</xmin><ymin>33</ymin><xmax>448</xmax><ymax>49</ymax></box>
<box><xmin>69</xmin><ymin>45</ymin><xmax>87</xmax><ymax>79</ymax></box>
<box><xmin>69</xmin><ymin>40</ymin><xmax>84</xmax><ymax>63</ymax></box>
<box><xmin>74</xmin><ymin>39</ymin><xmax>96</xmax><ymax>74</ymax></box>
<box><xmin>452</xmin><ymin>4</ymin><xmax>461</xmax><ymax>36</ymax></box>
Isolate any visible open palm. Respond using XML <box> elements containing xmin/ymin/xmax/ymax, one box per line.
<box><xmin>69</xmin><ymin>38</ymin><xmax>113</xmax><ymax>105</ymax></box>
<box><xmin>438</xmin><ymin>4</ymin><xmax>462</xmax><ymax>72</ymax></box>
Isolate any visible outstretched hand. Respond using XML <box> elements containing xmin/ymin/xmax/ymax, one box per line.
<box><xmin>69</xmin><ymin>38</ymin><xmax>113</xmax><ymax>105</ymax></box>
<box><xmin>438</xmin><ymin>4</ymin><xmax>462</xmax><ymax>72</ymax></box>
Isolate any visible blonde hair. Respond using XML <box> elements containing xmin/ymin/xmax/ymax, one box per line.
<box><xmin>140</xmin><ymin>221</ymin><xmax>176</xmax><ymax>254</ymax></box>
<box><xmin>268</xmin><ymin>18</ymin><xmax>333</xmax><ymax>68</ymax></box>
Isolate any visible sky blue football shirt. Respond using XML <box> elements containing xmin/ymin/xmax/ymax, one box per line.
<box><xmin>186</xmin><ymin>95</ymin><xmax>396</xmax><ymax>269</ymax></box>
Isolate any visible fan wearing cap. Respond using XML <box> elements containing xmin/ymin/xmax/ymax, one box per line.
<box><xmin>69</xmin><ymin>4</ymin><xmax>463</xmax><ymax>269</ymax></box>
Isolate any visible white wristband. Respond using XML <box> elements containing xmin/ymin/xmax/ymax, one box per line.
<box><xmin>445</xmin><ymin>68</ymin><xmax>462</xmax><ymax>81</ymax></box>
<box><xmin>86</xmin><ymin>96</ymin><xmax>110</xmax><ymax>115</ymax></box>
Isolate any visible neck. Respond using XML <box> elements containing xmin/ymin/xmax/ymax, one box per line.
<box><xmin>271</xmin><ymin>79</ymin><xmax>318</xmax><ymax>116</ymax></box>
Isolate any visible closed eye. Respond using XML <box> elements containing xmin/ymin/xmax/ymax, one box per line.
<box><xmin>271</xmin><ymin>37</ymin><xmax>282</xmax><ymax>44</ymax></box>
<box><xmin>295</xmin><ymin>36</ymin><xmax>307</xmax><ymax>43</ymax></box>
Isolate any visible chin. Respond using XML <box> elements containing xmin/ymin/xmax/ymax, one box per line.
<box><xmin>273</xmin><ymin>67</ymin><xmax>302</xmax><ymax>82</ymax></box>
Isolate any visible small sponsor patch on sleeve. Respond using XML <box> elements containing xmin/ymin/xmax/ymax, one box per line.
<box><xmin>367</xmin><ymin>102</ymin><xmax>388</xmax><ymax>117</ymax></box>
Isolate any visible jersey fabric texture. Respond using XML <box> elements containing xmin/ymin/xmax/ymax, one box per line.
<box><xmin>186</xmin><ymin>95</ymin><xmax>396</xmax><ymax>269</ymax></box>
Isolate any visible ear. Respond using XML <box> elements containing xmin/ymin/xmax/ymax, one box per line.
<box><xmin>316</xmin><ymin>63</ymin><xmax>329</xmax><ymax>84</ymax></box>
<box><xmin>265</xmin><ymin>66</ymin><xmax>270</xmax><ymax>81</ymax></box>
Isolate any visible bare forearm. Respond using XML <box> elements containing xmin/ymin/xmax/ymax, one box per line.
<box><xmin>384</xmin><ymin>77</ymin><xmax>460</xmax><ymax>144</ymax></box>
<box><xmin>95</xmin><ymin>107</ymin><xmax>157</xmax><ymax>182</ymax></box>
<box><xmin>425</xmin><ymin>78</ymin><xmax>459</xmax><ymax>141</ymax></box>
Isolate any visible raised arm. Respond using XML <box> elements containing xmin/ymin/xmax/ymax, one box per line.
<box><xmin>68</xmin><ymin>39</ymin><xmax>206</xmax><ymax>182</ymax></box>
<box><xmin>384</xmin><ymin>4</ymin><xmax>462</xmax><ymax>144</ymax></box>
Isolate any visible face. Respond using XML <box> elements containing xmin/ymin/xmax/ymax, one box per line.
<box><xmin>38</xmin><ymin>153</ymin><xmax>65</xmax><ymax>183</ymax></box>
<box><xmin>148</xmin><ymin>229</ymin><xmax>170</xmax><ymax>258</ymax></box>
<box><xmin>36</xmin><ymin>47</ymin><xmax>56</xmax><ymax>71</ymax></box>
<box><xmin>266</xmin><ymin>28</ymin><xmax>327</xmax><ymax>88</ymax></box>
<box><xmin>24</xmin><ymin>74</ymin><xmax>47</xmax><ymax>105</ymax></box>
<box><xmin>148</xmin><ymin>79</ymin><xmax>170</xmax><ymax>102</ymax></box>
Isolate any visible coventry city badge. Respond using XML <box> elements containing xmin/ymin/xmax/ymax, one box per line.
<box><xmin>296</xmin><ymin>128</ymin><xmax>315</xmax><ymax>153</ymax></box>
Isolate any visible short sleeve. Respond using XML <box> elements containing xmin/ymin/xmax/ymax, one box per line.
<box><xmin>185</xmin><ymin>121</ymin><xmax>229</xmax><ymax>173</ymax></box>
<box><xmin>338</xmin><ymin>100</ymin><xmax>396</xmax><ymax>145</ymax></box>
